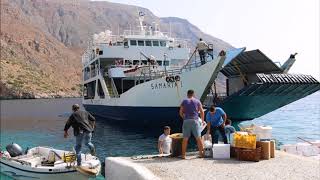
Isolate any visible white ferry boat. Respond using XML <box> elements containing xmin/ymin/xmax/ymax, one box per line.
<box><xmin>81</xmin><ymin>13</ymin><xmax>226</xmax><ymax>126</ymax></box>
<box><xmin>81</xmin><ymin>13</ymin><xmax>320</xmax><ymax>126</ymax></box>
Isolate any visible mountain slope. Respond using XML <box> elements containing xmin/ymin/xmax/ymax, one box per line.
<box><xmin>0</xmin><ymin>0</ymin><xmax>232</xmax><ymax>98</ymax></box>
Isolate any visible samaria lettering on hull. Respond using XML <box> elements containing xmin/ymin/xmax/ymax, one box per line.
<box><xmin>151</xmin><ymin>82</ymin><xmax>183</xmax><ymax>90</ymax></box>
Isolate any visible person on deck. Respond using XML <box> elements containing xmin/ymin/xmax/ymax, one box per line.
<box><xmin>179</xmin><ymin>89</ymin><xmax>205</xmax><ymax>159</ymax></box>
<box><xmin>206</xmin><ymin>105</ymin><xmax>228</xmax><ymax>144</ymax></box>
<box><xmin>64</xmin><ymin>104</ymin><xmax>96</xmax><ymax>166</ymax></box>
<box><xmin>196</xmin><ymin>38</ymin><xmax>209</xmax><ymax>65</ymax></box>
<box><xmin>158</xmin><ymin>126</ymin><xmax>172</xmax><ymax>154</ymax></box>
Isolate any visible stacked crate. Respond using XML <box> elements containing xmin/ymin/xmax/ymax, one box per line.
<box><xmin>231</xmin><ymin>132</ymin><xmax>275</xmax><ymax>162</ymax></box>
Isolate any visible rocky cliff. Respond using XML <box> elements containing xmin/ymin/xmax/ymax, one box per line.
<box><xmin>0</xmin><ymin>0</ymin><xmax>232</xmax><ymax>99</ymax></box>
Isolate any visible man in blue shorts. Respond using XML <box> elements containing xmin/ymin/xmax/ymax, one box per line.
<box><xmin>206</xmin><ymin>105</ymin><xmax>228</xmax><ymax>144</ymax></box>
<box><xmin>179</xmin><ymin>89</ymin><xmax>205</xmax><ymax>159</ymax></box>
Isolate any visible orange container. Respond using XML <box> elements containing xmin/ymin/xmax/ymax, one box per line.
<box><xmin>233</xmin><ymin>133</ymin><xmax>256</xmax><ymax>149</ymax></box>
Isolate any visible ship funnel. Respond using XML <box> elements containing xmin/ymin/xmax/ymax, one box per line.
<box><xmin>281</xmin><ymin>53</ymin><xmax>297</xmax><ymax>73</ymax></box>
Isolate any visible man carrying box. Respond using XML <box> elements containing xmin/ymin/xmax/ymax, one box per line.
<box><xmin>206</xmin><ymin>105</ymin><xmax>228</xmax><ymax>144</ymax></box>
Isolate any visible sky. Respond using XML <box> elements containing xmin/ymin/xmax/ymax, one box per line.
<box><xmin>100</xmin><ymin>0</ymin><xmax>319</xmax><ymax>79</ymax></box>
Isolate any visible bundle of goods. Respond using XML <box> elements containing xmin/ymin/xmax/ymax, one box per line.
<box><xmin>281</xmin><ymin>140</ymin><xmax>320</xmax><ymax>157</ymax></box>
<box><xmin>202</xmin><ymin>134</ymin><xmax>213</xmax><ymax>158</ymax></box>
<box><xmin>232</xmin><ymin>132</ymin><xmax>256</xmax><ymax>149</ymax></box>
<box><xmin>238</xmin><ymin>124</ymin><xmax>272</xmax><ymax>141</ymax></box>
<box><xmin>170</xmin><ymin>133</ymin><xmax>183</xmax><ymax>157</ymax></box>
<box><xmin>230</xmin><ymin>131</ymin><xmax>275</xmax><ymax>162</ymax></box>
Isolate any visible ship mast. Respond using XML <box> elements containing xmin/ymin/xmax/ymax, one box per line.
<box><xmin>138</xmin><ymin>11</ymin><xmax>146</xmax><ymax>35</ymax></box>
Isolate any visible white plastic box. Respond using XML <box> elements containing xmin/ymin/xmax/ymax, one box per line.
<box><xmin>212</xmin><ymin>144</ymin><xmax>230</xmax><ymax>159</ymax></box>
<box><xmin>253</xmin><ymin>125</ymin><xmax>272</xmax><ymax>140</ymax></box>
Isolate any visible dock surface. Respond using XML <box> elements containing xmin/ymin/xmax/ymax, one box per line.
<box><xmin>128</xmin><ymin>151</ymin><xmax>320</xmax><ymax>180</ymax></box>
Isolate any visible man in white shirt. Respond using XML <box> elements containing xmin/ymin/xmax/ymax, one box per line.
<box><xmin>196</xmin><ymin>38</ymin><xmax>209</xmax><ymax>65</ymax></box>
<box><xmin>158</xmin><ymin>126</ymin><xmax>172</xmax><ymax>154</ymax></box>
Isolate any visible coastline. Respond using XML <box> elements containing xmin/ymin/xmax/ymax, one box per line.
<box><xmin>0</xmin><ymin>95</ymin><xmax>81</xmax><ymax>100</ymax></box>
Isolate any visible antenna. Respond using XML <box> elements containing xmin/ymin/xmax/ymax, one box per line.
<box><xmin>169</xmin><ymin>22</ymin><xmax>172</xmax><ymax>37</ymax></box>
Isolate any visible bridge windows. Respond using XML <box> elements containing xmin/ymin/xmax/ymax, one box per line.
<box><xmin>152</xmin><ymin>41</ymin><xmax>159</xmax><ymax>46</ymax></box>
<box><xmin>164</xmin><ymin>60</ymin><xmax>170</xmax><ymax>66</ymax></box>
<box><xmin>124</xmin><ymin>41</ymin><xmax>129</xmax><ymax>48</ymax></box>
<box><xmin>145</xmin><ymin>40</ymin><xmax>152</xmax><ymax>46</ymax></box>
<box><xmin>138</xmin><ymin>40</ymin><xmax>144</xmax><ymax>46</ymax></box>
<box><xmin>141</xmin><ymin>60</ymin><xmax>148</xmax><ymax>65</ymax></box>
<box><xmin>160</xmin><ymin>41</ymin><xmax>166</xmax><ymax>47</ymax></box>
<box><xmin>128</xmin><ymin>39</ymin><xmax>168</xmax><ymax>47</ymax></box>
<box><xmin>133</xmin><ymin>60</ymin><xmax>140</xmax><ymax>65</ymax></box>
<box><xmin>130</xmin><ymin>40</ymin><xmax>137</xmax><ymax>46</ymax></box>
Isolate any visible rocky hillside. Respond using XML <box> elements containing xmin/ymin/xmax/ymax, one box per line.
<box><xmin>0</xmin><ymin>0</ymin><xmax>232</xmax><ymax>99</ymax></box>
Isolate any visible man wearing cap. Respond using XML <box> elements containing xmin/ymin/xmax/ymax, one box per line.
<box><xmin>64</xmin><ymin>104</ymin><xmax>96</xmax><ymax>166</ymax></box>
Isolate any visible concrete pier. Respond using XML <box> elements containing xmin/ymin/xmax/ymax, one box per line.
<box><xmin>111</xmin><ymin>151</ymin><xmax>320</xmax><ymax>180</ymax></box>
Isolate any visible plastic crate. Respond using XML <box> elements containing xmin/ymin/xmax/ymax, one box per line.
<box><xmin>233</xmin><ymin>133</ymin><xmax>256</xmax><ymax>149</ymax></box>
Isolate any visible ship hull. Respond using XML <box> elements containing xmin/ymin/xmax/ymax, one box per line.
<box><xmin>84</xmin><ymin>104</ymin><xmax>182</xmax><ymax>127</ymax></box>
<box><xmin>83</xmin><ymin>53</ymin><xmax>226</xmax><ymax>127</ymax></box>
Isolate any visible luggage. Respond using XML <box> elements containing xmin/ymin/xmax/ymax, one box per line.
<box><xmin>235</xmin><ymin>147</ymin><xmax>261</xmax><ymax>162</ymax></box>
<box><xmin>256</xmin><ymin>141</ymin><xmax>270</xmax><ymax>160</ymax></box>
<box><xmin>233</xmin><ymin>133</ymin><xmax>256</xmax><ymax>149</ymax></box>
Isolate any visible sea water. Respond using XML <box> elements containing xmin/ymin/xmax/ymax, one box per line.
<box><xmin>0</xmin><ymin>91</ymin><xmax>319</xmax><ymax>179</ymax></box>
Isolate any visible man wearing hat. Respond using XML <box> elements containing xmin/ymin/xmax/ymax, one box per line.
<box><xmin>64</xmin><ymin>104</ymin><xmax>96</xmax><ymax>166</ymax></box>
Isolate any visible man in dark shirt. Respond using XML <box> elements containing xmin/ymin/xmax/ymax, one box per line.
<box><xmin>64</xmin><ymin>104</ymin><xmax>96</xmax><ymax>166</ymax></box>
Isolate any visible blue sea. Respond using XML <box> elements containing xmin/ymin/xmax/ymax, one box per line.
<box><xmin>1</xmin><ymin>91</ymin><xmax>319</xmax><ymax>179</ymax></box>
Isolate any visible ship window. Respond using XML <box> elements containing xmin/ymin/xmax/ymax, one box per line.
<box><xmin>84</xmin><ymin>67</ymin><xmax>90</xmax><ymax>80</ymax></box>
<box><xmin>97</xmin><ymin>80</ymin><xmax>105</xmax><ymax>98</ymax></box>
<box><xmin>164</xmin><ymin>61</ymin><xmax>170</xmax><ymax>66</ymax></box>
<box><xmin>84</xmin><ymin>81</ymin><xmax>96</xmax><ymax>99</ymax></box>
<box><xmin>145</xmin><ymin>40</ymin><xmax>152</xmax><ymax>46</ymax></box>
<box><xmin>157</xmin><ymin>61</ymin><xmax>162</xmax><ymax>66</ymax></box>
<box><xmin>130</xmin><ymin>40</ymin><xmax>137</xmax><ymax>46</ymax></box>
<box><xmin>125</xmin><ymin>60</ymin><xmax>132</xmax><ymax>65</ymax></box>
<box><xmin>90</xmin><ymin>63</ymin><xmax>97</xmax><ymax>77</ymax></box>
<box><xmin>160</xmin><ymin>41</ymin><xmax>166</xmax><ymax>47</ymax></box>
<box><xmin>133</xmin><ymin>60</ymin><xmax>140</xmax><ymax>65</ymax></box>
<box><xmin>124</xmin><ymin>41</ymin><xmax>129</xmax><ymax>47</ymax></box>
<box><xmin>141</xmin><ymin>60</ymin><xmax>147</xmax><ymax>65</ymax></box>
<box><xmin>99</xmin><ymin>50</ymin><xmax>103</xmax><ymax>55</ymax></box>
<box><xmin>138</xmin><ymin>40</ymin><xmax>144</xmax><ymax>46</ymax></box>
<box><xmin>152</xmin><ymin>41</ymin><xmax>159</xmax><ymax>46</ymax></box>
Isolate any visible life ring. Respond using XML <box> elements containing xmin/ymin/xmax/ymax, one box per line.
<box><xmin>175</xmin><ymin>75</ymin><xmax>180</xmax><ymax>81</ymax></box>
<box><xmin>169</xmin><ymin>76</ymin><xmax>175</xmax><ymax>82</ymax></box>
<box><xmin>166</xmin><ymin>77</ymin><xmax>170</xmax><ymax>83</ymax></box>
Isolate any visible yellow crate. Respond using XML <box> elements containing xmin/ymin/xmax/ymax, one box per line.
<box><xmin>233</xmin><ymin>133</ymin><xmax>256</xmax><ymax>149</ymax></box>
